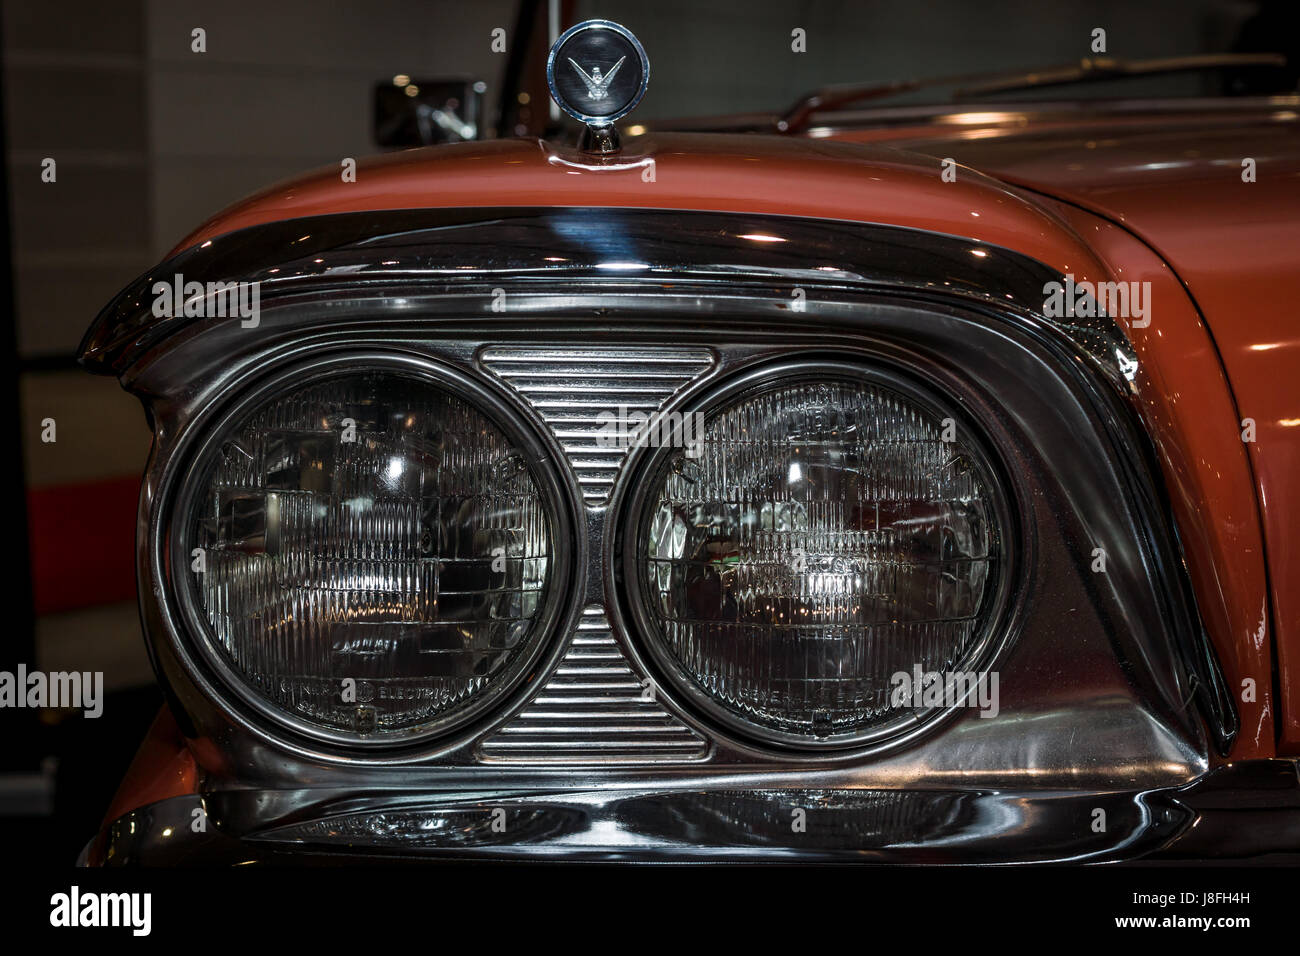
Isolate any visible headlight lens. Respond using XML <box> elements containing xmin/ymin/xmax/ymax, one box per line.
<box><xmin>185</xmin><ymin>367</ymin><xmax>556</xmax><ymax>742</ymax></box>
<box><xmin>632</xmin><ymin>367</ymin><xmax>1008</xmax><ymax>746</ymax></box>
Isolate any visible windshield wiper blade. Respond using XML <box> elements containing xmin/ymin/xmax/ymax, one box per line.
<box><xmin>954</xmin><ymin>53</ymin><xmax>1287</xmax><ymax>98</ymax></box>
<box><xmin>776</xmin><ymin>52</ymin><xmax>1289</xmax><ymax>133</ymax></box>
<box><xmin>776</xmin><ymin>74</ymin><xmax>977</xmax><ymax>132</ymax></box>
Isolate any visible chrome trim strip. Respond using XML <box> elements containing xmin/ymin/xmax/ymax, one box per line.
<box><xmin>78</xmin><ymin>207</ymin><xmax>1137</xmax><ymax>396</ymax></box>
<box><xmin>479</xmin><ymin>343</ymin><xmax>717</xmax><ymax>505</ymax></box>
<box><xmin>479</xmin><ymin>605</ymin><xmax>710</xmax><ymax>763</ymax></box>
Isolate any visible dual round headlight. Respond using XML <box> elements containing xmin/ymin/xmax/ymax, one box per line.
<box><xmin>174</xmin><ymin>357</ymin><xmax>1010</xmax><ymax>751</ymax></box>
<box><xmin>177</xmin><ymin>362</ymin><xmax>565</xmax><ymax>746</ymax></box>
<box><xmin>625</xmin><ymin>365</ymin><xmax>1009</xmax><ymax>748</ymax></box>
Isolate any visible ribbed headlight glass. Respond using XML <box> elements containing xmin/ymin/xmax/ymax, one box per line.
<box><xmin>633</xmin><ymin>369</ymin><xmax>1007</xmax><ymax>745</ymax></box>
<box><xmin>185</xmin><ymin>368</ymin><xmax>554</xmax><ymax>741</ymax></box>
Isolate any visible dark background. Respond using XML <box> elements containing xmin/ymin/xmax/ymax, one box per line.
<box><xmin>0</xmin><ymin>0</ymin><xmax>1294</xmax><ymax>865</ymax></box>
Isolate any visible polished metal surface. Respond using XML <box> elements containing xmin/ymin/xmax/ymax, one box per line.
<box><xmin>77</xmin><ymin>207</ymin><xmax>1236</xmax><ymax>858</ymax></box>
<box><xmin>78</xmin><ymin>207</ymin><xmax>1137</xmax><ymax>397</ymax></box>
<box><xmin>479</xmin><ymin>606</ymin><xmax>710</xmax><ymax>763</ymax></box>
<box><xmin>577</xmin><ymin>123</ymin><xmax>622</xmax><ymax>154</ymax></box>
<box><xmin>479</xmin><ymin>344</ymin><xmax>716</xmax><ymax>505</ymax></box>
<box><xmin>85</xmin><ymin>759</ymin><xmax>1300</xmax><ymax>865</ymax></box>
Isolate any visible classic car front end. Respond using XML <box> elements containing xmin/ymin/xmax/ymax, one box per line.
<box><xmin>76</xmin><ymin>19</ymin><xmax>1300</xmax><ymax>865</ymax></box>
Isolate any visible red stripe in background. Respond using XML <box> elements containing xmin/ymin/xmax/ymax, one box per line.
<box><xmin>27</xmin><ymin>475</ymin><xmax>140</xmax><ymax>615</ymax></box>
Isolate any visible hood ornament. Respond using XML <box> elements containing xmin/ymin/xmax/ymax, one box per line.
<box><xmin>547</xmin><ymin>20</ymin><xmax>649</xmax><ymax>154</ymax></box>
<box><xmin>568</xmin><ymin>55</ymin><xmax>626</xmax><ymax>100</ymax></box>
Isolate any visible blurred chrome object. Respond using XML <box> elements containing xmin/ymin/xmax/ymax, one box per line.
<box><xmin>774</xmin><ymin>53</ymin><xmax>1289</xmax><ymax>133</ymax></box>
<box><xmin>373</xmin><ymin>77</ymin><xmax>485</xmax><ymax>146</ymax></box>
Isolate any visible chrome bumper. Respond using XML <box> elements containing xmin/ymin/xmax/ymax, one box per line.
<box><xmin>86</xmin><ymin>759</ymin><xmax>1300</xmax><ymax>865</ymax></box>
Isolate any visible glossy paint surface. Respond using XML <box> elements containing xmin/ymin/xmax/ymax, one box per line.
<box><xmin>89</xmin><ymin>708</ymin><xmax>197</xmax><ymax>866</ymax></box>
<box><xmin>1045</xmin><ymin>198</ymin><xmax>1273</xmax><ymax>754</ymax></box>
<box><xmin>171</xmin><ymin>133</ymin><xmax>1109</xmax><ymax>276</ymax></box>
<box><xmin>834</xmin><ymin>109</ymin><xmax>1298</xmax><ymax>751</ymax></box>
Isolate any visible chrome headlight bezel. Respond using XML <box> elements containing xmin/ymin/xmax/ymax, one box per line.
<box><xmin>616</xmin><ymin>356</ymin><xmax>1019</xmax><ymax>753</ymax></box>
<box><xmin>153</xmin><ymin>350</ymin><xmax>579</xmax><ymax>753</ymax></box>
<box><xmin>101</xmin><ymin>207</ymin><xmax>1231</xmax><ymax>818</ymax></box>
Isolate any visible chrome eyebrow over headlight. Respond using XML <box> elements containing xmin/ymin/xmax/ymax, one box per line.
<box><xmin>79</xmin><ymin>207</ymin><xmax>1235</xmax><ymax>861</ymax></box>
